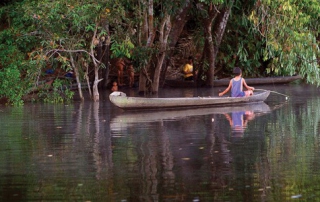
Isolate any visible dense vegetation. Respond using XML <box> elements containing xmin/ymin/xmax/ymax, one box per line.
<box><xmin>0</xmin><ymin>0</ymin><xmax>319</xmax><ymax>104</ymax></box>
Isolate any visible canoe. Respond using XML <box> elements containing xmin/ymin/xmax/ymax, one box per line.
<box><xmin>164</xmin><ymin>75</ymin><xmax>302</xmax><ymax>88</ymax></box>
<box><xmin>109</xmin><ymin>90</ymin><xmax>270</xmax><ymax>110</ymax></box>
<box><xmin>111</xmin><ymin>102</ymin><xmax>271</xmax><ymax>124</ymax></box>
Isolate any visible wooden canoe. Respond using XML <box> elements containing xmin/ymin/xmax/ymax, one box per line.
<box><xmin>164</xmin><ymin>75</ymin><xmax>302</xmax><ymax>88</ymax></box>
<box><xmin>111</xmin><ymin>102</ymin><xmax>271</xmax><ymax>124</ymax></box>
<box><xmin>109</xmin><ymin>90</ymin><xmax>270</xmax><ymax>110</ymax></box>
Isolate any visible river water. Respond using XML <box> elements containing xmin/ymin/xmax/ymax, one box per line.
<box><xmin>1</xmin><ymin>84</ymin><xmax>320</xmax><ymax>201</ymax></box>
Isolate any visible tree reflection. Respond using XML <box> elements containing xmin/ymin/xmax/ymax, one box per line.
<box><xmin>207</xmin><ymin>114</ymin><xmax>233</xmax><ymax>190</ymax></box>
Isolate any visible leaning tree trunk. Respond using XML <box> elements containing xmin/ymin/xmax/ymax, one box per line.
<box><xmin>92</xmin><ymin>67</ymin><xmax>102</xmax><ymax>102</ymax></box>
<box><xmin>139</xmin><ymin>66</ymin><xmax>149</xmax><ymax>93</ymax></box>
<box><xmin>91</xmin><ymin>23</ymin><xmax>103</xmax><ymax>102</ymax></box>
<box><xmin>98</xmin><ymin>34</ymin><xmax>110</xmax><ymax>89</ymax></box>
<box><xmin>203</xmin><ymin>2</ymin><xmax>234</xmax><ymax>87</ymax></box>
<box><xmin>138</xmin><ymin>0</ymin><xmax>156</xmax><ymax>93</ymax></box>
<box><xmin>83</xmin><ymin>61</ymin><xmax>92</xmax><ymax>98</ymax></box>
<box><xmin>160</xmin><ymin>0</ymin><xmax>192</xmax><ymax>83</ymax></box>
<box><xmin>152</xmin><ymin>13</ymin><xmax>171</xmax><ymax>92</ymax></box>
<box><xmin>102</xmin><ymin>24</ymin><xmax>111</xmax><ymax>89</ymax></box>
<box><xmin>69</xmin><ymin>53</ymin><xmax>84</xmax><ymax>101</ymax></box>
<box><xmin>203</xmin><ymin>16</ymin><xmax>216</xmax><ymax>87</ymax></box>
<box><xmin>101</xmin><ymin>38</ymin><xmax>110</xmax><ymax>89</ymax></box>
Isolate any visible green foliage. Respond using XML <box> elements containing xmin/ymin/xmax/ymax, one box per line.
<box><xmin>38</xmin><ymin>79</ymin><xmax>74</xmax><ymax>103</ymax></box>
<box><xmin>0</xmin><ymin>0</ymin><xmax>123</xmax><ymax>103</ymax></box>
<box><xmin>250</xmin><ymin>0</ymin><xmax>320</xmax><ymax>83</ymax></box>
<box><xmin>0</xmin><ymin>0</ymin><xmax>319</xmax><ymax>102</ymax></box>
<box><xmin>0</xmin><ymin>66</ymin><xmax>24</xmax><ymax>105</ymax></box>
<box><xmin>131</xmin><ymin>46</ymin><xmax>154</xmax><ymax>71</ymax></box>
<box><xmin>110</xmin><ymin>37</ymin><xmax>135</xmax><ymax>59</ymax></box>
<box><xmin>217</xmin><ymin>0</ymin><xmax>264</xmax><ymax>77</ymax></box>
<box><xmin>0</xmin><ymin>27</ymin><xmax>32</xmax><ymax>105</ymax></box>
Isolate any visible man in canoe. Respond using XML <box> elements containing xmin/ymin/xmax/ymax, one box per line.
<box><xmin>218</xmin><ymin>67</ymin><xmax>255</xmax><ymax>97</ymax></box>
<box><xmin>182</xmin><ymin>56</ymin><xmax>195</xmax><ymax>81</ymax></box>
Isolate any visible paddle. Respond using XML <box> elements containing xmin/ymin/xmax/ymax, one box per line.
<box><xmin>254</xmin><ymin>89</ymin><xmax>289</xmax><ymax>100</ymax></box>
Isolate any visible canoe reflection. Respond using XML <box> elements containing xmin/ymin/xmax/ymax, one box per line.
<box><xmin>111</xmin><ymin>102</ymin><xmax>270</xmax><ymax>130</ymax></box>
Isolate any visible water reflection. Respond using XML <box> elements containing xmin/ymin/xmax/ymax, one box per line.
<box><xmin>4</xmin><ymin>84</ymin><xmax>320</xmax><ymax>201</ymax></box>
<box><xmin>110</xmin><ymin>102</ymin><xmax>272</xmax><ymax>200</ymax></box>
<box><xmin>224</xmin><ymin>111</ymin><xmax>253</xmax><ymax>137</ymax></box>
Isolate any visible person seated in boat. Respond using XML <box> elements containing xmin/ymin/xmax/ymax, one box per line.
<box><xmin>115</xmin><ymin>58</ymin><xmax>126</xmax><ymax>86</ymax></box>
<box><xmin>182</xmin><ymin>56</ymin><xmax>195</xmax><ymax>81</ymax></box>
<box><xmin>218</xmin><ymin>67</ymin><xmax>254</xmax><ymax>97</ymax></box>
<box><xmin>111</xmin><ymin>81</ymin><xmax>118</xmax><ymax>92</ymax></box>
<box><xmin>127</xmin><ymin>61</ymin><xmax>135</xmax><ymax>88</ymax></box>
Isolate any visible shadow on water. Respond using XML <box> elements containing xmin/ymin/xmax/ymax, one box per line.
<box><xmin>2</xmin><ymin>84</ymin><xmax>320</xmax><ymax>201</ymax></box>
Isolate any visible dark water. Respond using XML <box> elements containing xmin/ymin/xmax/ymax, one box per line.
<box><xmin>1</xmin><ymin>84</ymin><xmax>320</xmax><ymax>201</ymax></box>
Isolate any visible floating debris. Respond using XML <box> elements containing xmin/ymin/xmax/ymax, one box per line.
<box><xmin>291</xmin><ymin>194</ymin><xmax>302</xmax><ymax>199</ymax></box>
<box><xmin>193</xmin><ymin>197</ymin><xmax>200</xmax><ymax>202</ymax></box>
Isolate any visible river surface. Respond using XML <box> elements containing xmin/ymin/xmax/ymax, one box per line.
<box><xmin>1</xmin><ymin>84</ymin><xmax>320</xmax><ymax>201</ymax></box>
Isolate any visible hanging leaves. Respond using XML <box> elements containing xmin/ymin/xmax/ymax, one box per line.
<box><xmin>250</xmin><ymin>0</ymin><xmax>320</xmax><ymax>82</ymax></box>
<box><xmin>110</xmin><ymin>37</ymin><xmax>135</xmax><ymax>59</ymax></box>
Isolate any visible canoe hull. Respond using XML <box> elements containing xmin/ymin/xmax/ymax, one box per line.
<box><xmin>109</xmin><ymin>90</ymin><xmax>270</xmax><ymax>109</ymax></box>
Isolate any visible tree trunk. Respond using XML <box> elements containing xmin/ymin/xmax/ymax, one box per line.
<box><xmin>91</xmin><ymin>23</ymin><xmax>102</xmax><ymax>102</ymax></box>
<box><xmin>160</xmin><ymin>0</ymin><xmax>192</xmax><ymax>84</ymax></box>
<box><xmin>138</xmin><ymin>0</ymin><xmax>155</xmax><ymax>93</ymax></box>
<box><xmin>203</xmin><ymin>17</ymin><xmax>216</xmax><ymax>86</ymax></box>
<box><xmin>139</xmin><ymin>65</ymin><xmax>153</xmax><ymax>94</ymax></box>
<box><xmin>203</xmin><ymin>2</ymin><xmax>234</xmax><ymax>87</ymax></box>
<box><xmin>197</xmin><ymin>39</ymin><xmax>209</xmax><ymax>82</ymax></box>
<box><xmin>101</xmin><ymin>25</ymin><xmax>110</xmax><ymax>89</ymax></box>
<box><xmin>139</xmin><ymin>69</ymin><xmax>147</xmax><ymax>93</ymax></box>
<box><xmin>92</xmin><ymin>69</ymin><xmax>102</xmax><ymax>102</ymax></box>
<box><xmin>83</xmin><ymin>61</ymin><xmax>92</xmax><ymax>98</ymax></box>
<box><xmin>152</xmin><ymin>14</ymin><xmax>171</xmax><ymax>92</ymax></box>
<box><xmin>69</xmin><ymin>53</ymin><xmax>84</xmax><ymax>101</ymax></box>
